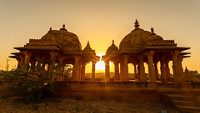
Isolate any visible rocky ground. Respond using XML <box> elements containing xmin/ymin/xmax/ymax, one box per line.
<box><xmin>0</xmin><ymin>97</ymin><xmax>181</xmax><ymax>113</ymax></box>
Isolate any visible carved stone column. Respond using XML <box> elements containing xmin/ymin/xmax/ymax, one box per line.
<box><xmin>147</xmin><ymin>51</ymin><xmax>156</xmax><ymax>83</ymax></box>
<box><xmin>154</xmin><ymin>61</ymin><xmax>159</xmax><ymax>81</ymax></box>
<box><xmin>72</xmin><ymin>55</ymin><xmax>80</xmax><ymax>81</ymax></box>
<box><xmin>160</xmin><ymin>58</ymin><xmax>167</xmax><ymax>82</ymax></box>
<box><xmin>120</xmin><ymin>61</ymin><xmax>124</xmax><ymax>81</ymax></box>
<box><xmin>30</xmin><ymin>60</ymin><xmax>36</xmax><ymax>72</ymax></box>
<box><xmin>49</xmin><ymin>52</ymin><xmax>57</xmax><ymax>73</ymax></box>
<box><xmin>41</xmin><ymin>62</ymin><xmax>46</xmax><ymax>71</ymax></box>
<box><xmin>19</xmin><ymin>55</ymin><xmax>25</xmax><ymax>70</ymax></box>
<box><xmin>165</xmin><ymin>60</ymin><xmax>170</xmax><ymax>82</ymax></box>
<box><xmin>105</xmin><ymin>61</ymin><xmax>110</xmax><ymax>81</ymax></box>
<box><xmin>92</xmin><ymin>62</ymin><xmax>96</xmax><ymax>81</ymax></box>
<box><xmin>16</xmin><ymin>57</ymin><xmax>21</xmax><ymax>70</ymax></box>
<box><xmin>23</xmin><ymin>51</ymin><xmax>31</xmax><ymax>72</ymax></box>
<box><xmin>114</xmin><ymin>62</ymin><xmax>120</xmax><ymax>80</ymax></box>
<box><xmin>123</xmin><ymin>55</ymin><xmax>129</xmax><ymax>81</ymax></box>
<box><xmin>35</xmin><ymin>57</ymin><xmax>42</xmax><ymax>72</ymax></box>
<box><xmin>177</xmin><ymin>54</ymin><xmax>184</xmax><ymax>81</ymax></box>
<box><xmin>133</xmin><ymin>64</ymin><xmax>137</xmax><ymax>80</ymax></box>
<box><xmin>81</xmin><ymin>63</ymin><xmax>86</xmax><ymax>80</ymax></box>
<box><xmin>139</xmin><ymin>58</ymin><xmax>146</xmax><ymax>82</ymax></box>
<box><xmin>58</xmin><ymin>57</ymin><xmax>65</xmax><ymax>80</ymax></box>
<box><xmin>172</xmin><ymin>50</ymin><xmax>179</xmax><ymax>82</ymax></box>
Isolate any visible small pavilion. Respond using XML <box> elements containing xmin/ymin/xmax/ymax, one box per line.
<box><xmin>10</xmin><ymin>25</ymin><xmax>99</xmax><ymax>81</ymax></box>
<box><xmin>103</xmin><ymin>20</ymin><xmax>190</xmax><ymax>84</ymax></box>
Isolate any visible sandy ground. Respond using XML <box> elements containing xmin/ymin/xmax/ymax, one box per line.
<box><xmin>0</xmin><ymin>97</ymin><xmax>181</xmax><ymax>113</ymax></box>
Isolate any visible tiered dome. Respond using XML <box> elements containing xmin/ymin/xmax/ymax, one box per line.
<box><xmin>119</xmin><ymin>20</ymin><xmax>164</xmax><ymax>53</ymax></box>
<box><xmin>41</xmin><ymin>24</ymin><xmax>82</xmax><ymax>53</ymax></box>
<box><xmin>106</xmin><ymin>40</ymin><xmax>118</xmax><ymax>54</ymax></box>
<box><xmin>146</xmin><ymin>28</ymin><xmax>163</xmax><ymax>42</ymax></box>
<box><xmin>83</xmin><ymin>41</ymin><xmax>94</xmax><ymax>53</ymax></box>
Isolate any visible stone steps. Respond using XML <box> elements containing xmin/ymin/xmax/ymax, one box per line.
<box><xmin>166</xmin><ymin>94</ymin><xmax>191</xmax><ymax>101</ymax></box>
<box><xmin>160</xmin><ymin>90</ymin><xmax>200</xmax><ymax>113</ymax></box>
<box><xmin>176</xmin><ymin>105</ymin><xmax>200</xmax><ymax>113</ymax></box>
<box><xmin>174</xmin><ymin>100</ymin><xmax>195</xmax><ymax>106</ymax></box>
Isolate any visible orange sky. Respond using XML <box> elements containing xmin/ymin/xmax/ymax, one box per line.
<box><xmin>0</xmin><ymin>0</ymin><xmax>200</xmax><ymax>72</ymax></box>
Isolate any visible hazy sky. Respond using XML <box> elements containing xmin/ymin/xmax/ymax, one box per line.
<box><xmin>0</xmin><ymin>0</ymin><xmax>200</xmax><ymax>72</ymax></box>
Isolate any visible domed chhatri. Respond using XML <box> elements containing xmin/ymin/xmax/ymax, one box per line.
<box><xmin>83</xmin><ymin>41</ymin><xmax>93</xmax><ymax>52</ymax></box>
<box><xmin>119</xmin><ymin>20</ymin><xmax>166</xmax><ymax>53</ymax></box>
<box><xmin>104</xmin><ymin>20</ymin><xmax>190</xmax><ymax>82</ymax></box>
<box><xmin>106</xmin><ymin>40</ymin><xmax>118</xmax><ymax>54</ymax></box>
<box><xmin>11</xmin><ymin>21</ymin><xmax>190</xmax><ymax>84</ymax></box>
<box><xmin>41</xmin><ymin>24</ymin><xmax>82</xmax><ymax>53</ymax></box>
<box><xmin>12</xmin><ymin>25</ymin><xmax>99</xmax><ymax>81</ymax></box>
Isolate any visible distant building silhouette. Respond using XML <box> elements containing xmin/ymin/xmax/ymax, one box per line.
<box><xmin>10</xmin><ymin>24</ymin><xmax>99</xmax><ymax>81</ymax></box>
<box><xmin>103</xmin><ymin>20</ymin><xmax>190</xmax><ymax>84</ymax></box>
<box><xmin>11</xmin><ymin>20</ymin><xmax>190</xmax><ymax>85</ymax></box>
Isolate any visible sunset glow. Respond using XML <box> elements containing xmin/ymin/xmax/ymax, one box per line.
<box><xmin>0</xmin><ymin>0</ymin><xmax>199</xmax><ymax>72</ymax></box>
<box><xmin>96</xmin><ymin>54</ymin><xmax>105</xmax><ymax>72</ymax></box>
<box><xmin>96</xmin><ymin>62</ymin><xmax>105</xmax><ymax>72</ymax></box>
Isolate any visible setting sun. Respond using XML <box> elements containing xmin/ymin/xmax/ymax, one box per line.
<box><xmin>96</xmin><ymin>54</ymin><xmax>105</xmax><ymax>71</ymax></box>
<box><xmin>96</xmin><ymin>61</ymin><xmax>105</xmax><ymax>71</ymax></box>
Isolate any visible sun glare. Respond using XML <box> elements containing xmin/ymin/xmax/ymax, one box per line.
<box><xmin>96</xmin><ymin>54</ymin><xmax>105</xmax><ymax>71</ymax></box>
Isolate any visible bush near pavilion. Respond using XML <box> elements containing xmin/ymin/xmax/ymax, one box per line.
<box><xmin>1</xmin><ymin>64</ymin><xmax>72</xmax><ymax>103</ymax></box>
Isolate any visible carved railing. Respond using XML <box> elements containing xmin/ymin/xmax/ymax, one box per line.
<box><xmin>1</xmin><ymin>80</ymin><xmax>200</xmax><ymax>89</ymax></box>
<box><xmin>187</xmin><ymin>82</ymin><xmax>200</xmax><ymax>89</ymax></box>
<box><xmin>53</xmin><ymin>81</ymin><xmax>178</xmax><ymax>89</ymax></box>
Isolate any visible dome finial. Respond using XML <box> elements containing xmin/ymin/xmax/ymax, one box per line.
<box><xmin>151</xmin><ymin>27</ymin><xmax>155</xmax><ymax>34</ymax></box>
<box><xmin>49</xmin><ymin>27</ymin><xmax>52</xmax><ymax>31</ymax></box>
<box><xmin>134</xmin><ymin>19</ymin><xmax>139</xmax><ymax>28</ymax></box>
<box><xmin>83</xmin><ymin>41</ymin><xmax>92</xmax><ymax>51</ymax></box>
<box><xmin>60</xmin><ymin>24</ymin><xmax>67</xmax><ymax>31</ymax></box>
<box><xmin>112</xmin><ymin>40</ymin><xmax>114</xmax><ymax>44</ymax></box>
<box><xmin>87</xmin><ymin>41</ymin><xmax>90</xmax><ymax>45</ymax></box>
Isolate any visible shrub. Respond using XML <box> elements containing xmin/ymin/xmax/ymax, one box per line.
<box><xmin>3</xmin><ymin>70</ymin><xmax>57</xmax><ymax>103</ymax></box>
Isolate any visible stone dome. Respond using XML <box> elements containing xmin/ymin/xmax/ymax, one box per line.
<box><xmin>41</xmin><ymin>25</ymin><xmax>82</xmax><ymax>53</ymax></box>
<box><xmin>119</xmin><ymin>20</ymin><xmax>163</xmax><ymax>53</ymax></box>
<box><xmin>106</xmin><ymin>40</ymin><xmax>118</xmax><ymax>54</ymax></box>
<box><xmin>146</xmin><ymin>28</ymin><xmax>163</xmax><ymax>43</ymax></box>
<box><xmin>83</xmin><ymin>41</ymin><xmax>95</xmax><ymax>55</ymax></box>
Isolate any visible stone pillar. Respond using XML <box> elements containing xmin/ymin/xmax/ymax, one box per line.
<box><xmin>147</xmin><ymin>51</ymin><xmax>156</xmax><ymax>83</ymax></box>
<box><xmin>154</xmin><ymin>61</ymin><xmax>159</xmax><ymax>81</ymax></box>
<box><xmin>133</xmin><ymin>64</ymin><xmax>137</xmax><ymax>80</ymax></box>
<box><xmin>41</xmin><ymin>62</ymin><xmax>46</xmax><ymax>71</ymax></box>
<box><xmin>172</xmin><ymin>51</ymin><xmax>179</xmax><ymax>82</ymax></box>
<box><xmin>16</xmin><ymin>57</ymin><xmax>21</xmax><ymax>70</ymax></box>
<box><xmin>123</xmin><ymin>55</ymin><xmax>129</xmax><ymax>81</ymax></box>
<box><xmin>23</xmin><ymin>51</ymin><xmax>31</xmax><ymax>72</ymax></box>
<box><xmin>30</xmin><ymin>60</ymin><xmax>36</xmax><ymax>72</ymax></box>
<box><xmin>137</xmin><ymin>65</ymin><xmax>140</xmax><ymax>80</ymax></box>
<box><xmin>78</xmin><ymin>64</ymin><xmax>81</xmax><ymax>80</ymax></box>
<box><xmin>58</xmin><ymin>57</ymin><xmax>65</xmax><ymax>80</ymax></box>
<box><xmin>92</xmin><ymin>62</ymin><xmax>96</xmax><ymax>81</ymax></box>
<box><xmin>172</xmin><ymin>50</ymin><xmax>185</xmax><ymax>87</ymax></box>
<box><xmin>139</xmin><ymin>58</ymin><xmax>146</xmax><ymax>82</ymax></box>
<box><xmin>114</xmin><ymin>62</ymin><xmax>120</xmax><ymax>80</ymax></box>
<box><xmin>35</xmin><ymin>58</ymin><xmax>42</xmax><ymax>72</ymax></box>
<box><xmin>177</xmin><ymin>55</ymin><xmax>184</xmax><ymax>81</ymax></box>
<box><xmin>18</xmin><ymin>55</ymin><xmax>25</xmax><ymax>70</ymax></box>
<box><xmin>49</xmin><ymin>52</ymin><xmax>57</xmax><ymax>73</ymax></box>
<box><xmin>120</xmin><ymin>61</ymin><xmax>124</xmax><ymax>81</ymax></box>
<box><xmin>160</xmin><ymin>58</ymin><xmax>167</xmax><ymax>82</ymax></box>
<box><xmin>81</xmin><ymin>63</ymin><xmax>86</xmax><ymax>80</ymax></box>
<box><xmin>105</xmin><ymin>61</ymin><xmax>110</xmax><ymax>81</ymax></box>
<box><xmin>165</xmin><ymin>60</ymin><xmax>170</xmax><ymax>82</ymax></box>
<box><xmin>72</xmin><ymin>55</ymin><xmax>80</xmax><ymax>81</ymax></box>
<box><xmin>76</xmin><ymin>64</ymin><xmax>82</xmax><ymax>81</ymax></box>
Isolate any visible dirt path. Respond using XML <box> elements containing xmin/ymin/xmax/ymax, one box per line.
<box><xmin>0</xmin><ymin>97</ymin><xmax>180</xmax><ymax>113</ymax></box>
